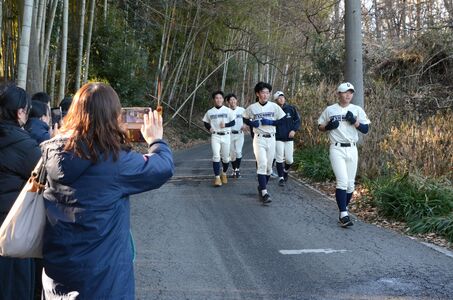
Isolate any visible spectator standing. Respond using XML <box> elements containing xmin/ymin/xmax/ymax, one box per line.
<box><xmin>0</xmin><ymin>83</ymin><xmax>41</xmax><ymax>300</ymax></box>
<box><xmin>40</xmin><ymin>83</ymin><xmax>174</xmax><ymax>299</ymax></box>
<box><xmin>25</xmin><ymin>100</ymin><xmax>51</xmax><ymax>144</ymax></box>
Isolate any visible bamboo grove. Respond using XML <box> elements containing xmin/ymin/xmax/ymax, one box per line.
<box><xmin>2</xmin><ymin>0</ymin><xmax>453</xmax><ymax>117</ymax></box>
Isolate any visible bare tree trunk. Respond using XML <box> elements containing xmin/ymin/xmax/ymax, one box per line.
<box><xmin>49</xmin><ymin>26</ymin><xmax>60</xmax><ymax>104</ymax></box>
<box><xmin>0</xmin><ymin>0</ymin><xmax>3</xmax><ymax>78</ymax></box>
<box><xmin>221</xmin><ymin>52</ymin><xmax>230</xmax><ymax>91</ymax></box>
<box><xmin>75</xmin><ymin>0</ymin><xmax>86</xmax><ymax>90</ymax></box>
<box><xmin>43</xmin><ymin>0</ymin><xmax>59</xmax><ymax>88</ymax></box>
<box><xmin>241</xmin><ymin>39</ymin><xmax>250</xmax><ymax>106</ymax></box>
<box><xmin>17</xmin><ymin>0</ymin><xmax>34</xmax><ymax>89</ymax></box>
<box><xmin>26</xmin><ymin>0</ymin><xmax>46</xmax><ymax>93</ymax></box>
<box><xmin>58</xmin><ymin>0</ymin><xmax>68</xmax><ymax>101</ymax></box>
<box><xmin>400</xmin><ymin>0</ymin><xmax>407</xmax><ymax>38</ymax></box>
<box><xmin>104</xmin><ymin>0</ymin><xmax>108</xmax><ymax>22</ymax></box>
<box><xmin>167</xmin><ymin>2</ymin><xmax>201</xmax><ymax>108</ymax></box>
<box><xmin>189</xmin><ymin>30</ymin><xmax>209</xmax><ymax>127</ymax></box>
<box><xmin>345</xmin><ymin>0</ymin><xmax>364</xmax><ymax>109</ymax></box>
<box><xmin>416</xmin><ymin>0</ymin><xmax>422</xmax><ymax>34</ymax></box>
<box><xmin>334</xmin><ymin>0</ymin><xmax>340</xmax><ymax>35</ymax></box>
<box><xmin>83</xmin><ymin>0</ymin><xmax>95</xmax><ymax>84</ymax></box>
<box><xmin>374</xmin><ymin>0</ymin><xmax>381</xmax><ymax>38</ymax></box>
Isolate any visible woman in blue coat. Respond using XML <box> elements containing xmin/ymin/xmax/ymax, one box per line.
<box><xmin>0</xmin><ymin>83</ymin><xmax>40</xmax><ymax>300</ymax></box>
<box><xmin>40</xmin><ymin>83</ymin><xmax>174</xmax><ymax>299</ymax></box>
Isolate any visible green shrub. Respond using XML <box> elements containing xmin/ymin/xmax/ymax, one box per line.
<box><xmin>409</xmin><ymin>216</ymin><xmax>453</xmax><ymax>242</ymax></box>
<box><xmin>293</xmin><ymin>146</ymin><xmax>334</xmax><ymax>182</ymax></box>
<box><xmin>368</xmin><ymin>173</ymin><xmax>453</xmax><ymax>222</ymax></box>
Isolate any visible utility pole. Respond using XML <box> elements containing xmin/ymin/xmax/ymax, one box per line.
<box><xmin>344</xmin><ymin>0</ymin><xmax>364</xmax><ymax>108</ymax></box>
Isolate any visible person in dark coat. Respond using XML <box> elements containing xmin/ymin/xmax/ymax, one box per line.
<box><xmin>273</xmin><ymin>91</ymin><xmax>301</xmax><ymax>186</ymax></box>
<box><xmin>25</xmin><ymin>100</ymin><xmax>51</xmax><ymax>144</ymax></box>
<box><xmin>0</xmin><ymin>83</ymin><xmax>41</xmax><ymax>300</ymax></box>
<box><xmin>40</xmin><ymin>82</ymin><xmax>174</xmax><ymax>299</ymax></box>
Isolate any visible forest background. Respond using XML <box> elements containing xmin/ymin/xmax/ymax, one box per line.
<box><xmin>2</xmin><ymin>0</ymin><xmax>453</xmax><ymax>245</ymax></box>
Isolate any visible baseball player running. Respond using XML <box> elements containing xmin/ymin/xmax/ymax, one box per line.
<box><xmin>203</xmin><ymin>91</ymin><xmax>236</xmax><ymax>187</ymax></box>
<box><xmin>225</xmin><ymin>93</ymin><xmax>246</xmax><ymax>178</ymax></box>
<box><xmin>318</xmin><ymin>82</ymin><xmax>370</xmax><ymax>227</ymax></box>
<box><xmin>273</xmin><ymin>91</ymin><xmax>301</xmax><ymax>187</ymax></box>
<box><xmin>243</xmin><ymin>82</ymin><xmax>286</xmax><ymax>204</ymax></box>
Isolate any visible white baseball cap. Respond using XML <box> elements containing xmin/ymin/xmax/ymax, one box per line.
<box><xmin>273</xmin><ymin>91</ymin><xmax>285</xmax><ymax>100</ymax></box>
<box><xmin>337</xmin><ymin>82</ymin><xmax>355</xmax><ymax>93</ymax></box>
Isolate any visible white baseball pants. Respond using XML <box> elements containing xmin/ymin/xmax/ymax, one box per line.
<box><xmin>329</xmin><ymin>144</ymin><xmax>358</xmax><ymax>193</ymax></box>
<box><xmin>230</xmin><ymin>132</ymin><xmax>244</xmax><ymax>161</ymax></box>
<box><xmin>211</xmin><ymin>133</ymin><xmax>231</xmax><ymax>163</ymax></box>
<box><xmin>275</xmin><ymin>140</ymin><xmax>294</xmax><ymax>164</ymax></box>
<box><xmin>253</xmin><ymin>135</ymin><xmax>276</xmax><ymax>175</ymax></box>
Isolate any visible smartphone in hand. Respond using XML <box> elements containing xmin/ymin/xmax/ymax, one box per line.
<box><xmin>51</xmin><ymin>107</ymin><xmax>63</xmax><ymax>126</ymax></box>
<box><xmin>121</xmin><ymin>107</ymin><xmax>150</xmax><ymax>142</ymax></box>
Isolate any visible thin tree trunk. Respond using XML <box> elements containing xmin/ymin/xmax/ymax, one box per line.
<box><xmin>189</xmin><ymin>30</ymin><xmax>209</xmax><ymax>127</ymax></box>
<box><xmin>374</xmin><ymin>0</ymin><xmax>381</xmax><ymax>38</ymax></box>
<box><xmin>43</xmin><ymin>0</ymin><xmax>59</xmax><ymax>87</ymax></box>
<box><xmin>58</xmin><ymin>0</ymin><xmax>68</xmax><ymax>101</ymax></box>
<box><xmin>26</xmin><ymin>0</ymin><xmax>46</xmax><ymax>93</ymax></box>
<box><xmin>17</xmin><ymin>0</ymin><xmax>34</xmax><ymax>89</ymax></box>
<box><xmin>49</xmin><ymin>26</ymin><xmax>60</xmax><ymax>104</ymax></box>
<box><xmin>83</xmin><ymin>0</ymin><xmax>95</xmax><ymax>84</ymax></box>
<box><xmin>167</xmin><ymin>3</ymin><xmax>201</xmax><ymax>108</ymax></box>
<box><xmin>155</xmin><ymin>1</ymin><xmax>170</xmax><ymax>97</ymax></box>
<box><xmin>0</xmin><ymin>0</ymin><xmax>3</xmax><ymax>67</ymax></box>
<box><xmin>166</xmin><ymin>53</ymin><xmax>238</xmax><ymax>126</ymax></box>
<box><xmin>104</xmin><ymin>0</ymin><xmax>108</xmax><ymax>22</ymax></box>
<box><xmin>75</xmin><ymin>0</ymin><xmax>86</xmax><ymax>90</ymax></box>
<box><xmin>241</xmin><ymin>36</ymin><xmax>250</xmax><ymax>106</ymax></box>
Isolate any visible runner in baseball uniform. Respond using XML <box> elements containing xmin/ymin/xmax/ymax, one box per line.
<box><xmin>318</xmin><ymin>82</ymin><xmax>370</xmax><ymax>227</ymax></box>
<box><xmin>243</xmin><ymin>82</ymin><xmax>286</xmax><ymax>204</ymax></box>
<box><xmin>273</xmin><ymin>91</ymin><xmax>301</xmax><ymax>187</ymax></box>
<box><xmin>203</xmin><ymin>91</ymin><xmax>236</xmax><ymax>187</ymax></box>
<box><xmin>225</xmin><ymin>93</ymin><xmax>246</xmax><ymax>178</ymax></box>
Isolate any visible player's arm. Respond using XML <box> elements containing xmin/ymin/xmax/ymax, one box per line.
<box><xmin>203</xmin><ymin>122</ymin><xmax>212</xmax><ymax>131</ymax></box>
<box><xmin>243</xmin><ymin>117</ymin><xmax>259</xmax><ymax>128</ymax></box>
<box><xmin>224</xmin><ymin>120</ymin><xmax>235</xmax><ymax>127</ymax></box>
<box><xmin>346</xmin><ymin>111</ymin><xmax>369</xmax><ymax>134</ymax></box>
<box><xmin>292</xmin><ymin>108</ymin><xmax>301</xmax><ymax>131</ymax></box>
<box><xmin>319</xmin><ymin>118</ymin><xmax>339</xmax><ymax>132</ymax></box>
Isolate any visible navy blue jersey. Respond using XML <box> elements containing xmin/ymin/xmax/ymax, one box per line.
<box><xmin>276</xmin><ymin>104</ymin><xmax>301</xmax><ymax>141</ymax></box>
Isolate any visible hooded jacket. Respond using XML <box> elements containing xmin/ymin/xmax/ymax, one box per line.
<box><xmin>40</xmin><ymin>137</ymin><xmax>174</xmax><ymax>299</ymax></box>
<box><xmin>25</xmin><ymin>117</ymin><xmax>51</xmax><ymax>144</ymax></box>
<box><xmin>0</xmin><ymin>121</ymin><xmax>41</xmax><ymax>220</ymax></box>
<box><xmin>275</xmin><ymin>103</ymin><xmax>301</xmax><ymax>142</ymax></box>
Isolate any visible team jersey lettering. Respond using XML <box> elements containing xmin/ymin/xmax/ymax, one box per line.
<box><xmin>254</xmin><ymin>112</ymin><xmax>275</xmax><ymax>119</ymax></box>
<box><xmin>209</xmin><ymin>113</ymin><xmax>228</xmax><ymax>120</ymax></box>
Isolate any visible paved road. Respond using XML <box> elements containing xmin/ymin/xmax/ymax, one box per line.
<box><xmin>131</xmin><ymin>138</ymin><xmax>453</xmax><ymax>300</ymax></box>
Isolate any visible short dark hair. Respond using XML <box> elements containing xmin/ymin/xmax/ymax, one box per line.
<box><xmin>32</xmin><ymin>92</ymin><xmax>51</xmax><ymax>104</ymax></box>
<box><xmin>0</xmin><ymin>83</ymin><xmax>31</xmax><ymax>122</ymax></box>
<box><xmin>29</xmin><ymin>100</ymin><xmax>49</xmax><ymax>118</ymax></box>
<box><xmin>225</xmin><ymin>93</ymin><xmax>237</xmax><ymax>102</ymax></box>
<box><xmin>254</xmin><ymin>82</ymin><xmax>272</xmax><ymax>94</ymax></box>
<box><xmin>211</xmin><ymin>90</ymin><xmax>224</xmax><ymax>99</ymax></box>
<box><xmin>59</xmin><ymin>96</ymin><xmax>73</xmax><ymax>112</ymax></box>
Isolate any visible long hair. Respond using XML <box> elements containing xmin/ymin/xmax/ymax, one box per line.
<box><xmin>60</xmin><ymin>83</ymin><xmax>130</xmax><ymax>162</ymax></box>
